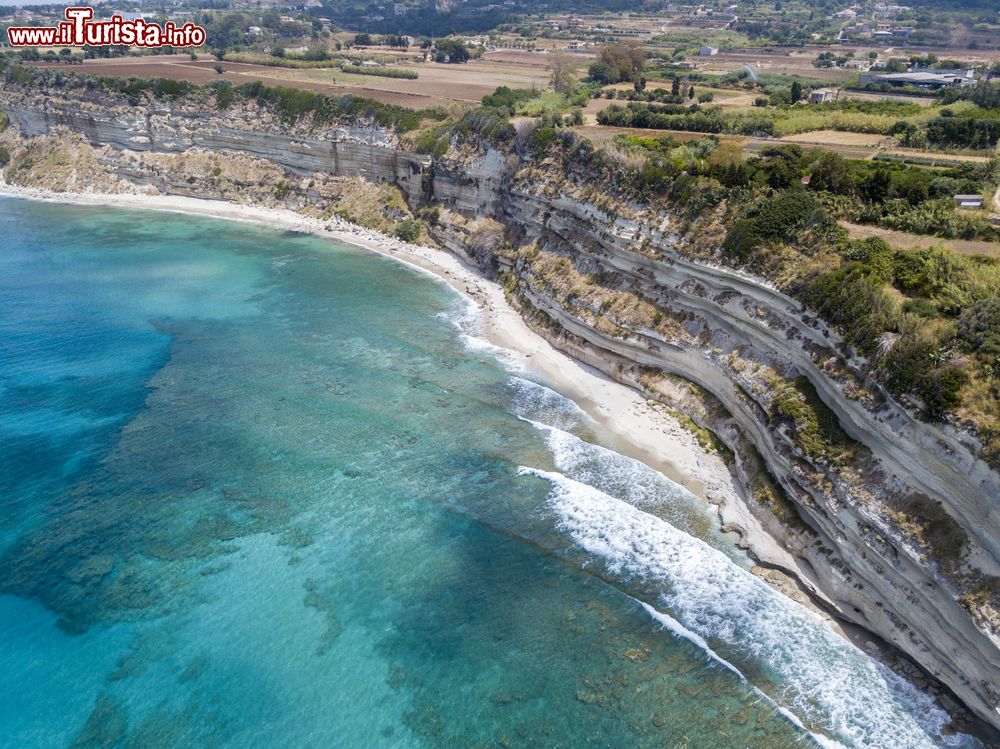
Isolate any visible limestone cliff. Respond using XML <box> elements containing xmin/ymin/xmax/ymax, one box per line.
<box><xmin>2</xmin><ymin>82</ymin><xmax>999</xmax><ymax>739</ymax></box>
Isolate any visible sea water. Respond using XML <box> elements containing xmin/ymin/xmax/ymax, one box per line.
<box><xmin>0</xmin><ymin>197</ymin><xmax>978</xmax><ymax>748</ymax></box>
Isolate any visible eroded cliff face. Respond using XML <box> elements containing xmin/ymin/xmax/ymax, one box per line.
<box><xmin>2</xmin><ymin>84</ymin><xmax>999</xmax><ymax>736</ymax></box>
<box><xmin>483</xmin><ymin>179</ymin><xmax>1000</xmax><ymax>731</ymax></box>
<box><xmin>1</xmin><ymin>87</ymin><xmax>431</xmax><ymax>204</ymax></box>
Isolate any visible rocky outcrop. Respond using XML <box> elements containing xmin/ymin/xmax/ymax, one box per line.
<box><xmin>2</xmin><ymin>83</ymin><xmax>999</xmax><ymax>737</ymax></box>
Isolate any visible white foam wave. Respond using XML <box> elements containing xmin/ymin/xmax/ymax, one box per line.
<box><xmin>536</xmin><ymin>419</ymin><xmax>700</xmax><ymax>510</ymax></box>
<box><xmin>506</xmin><ymin>377</ymin><xmax>592</xmax><ymax>432</ymax></box>
<box><xmin>520</xmin><ymin>466</ymin><xmax>973</xmax><ymax>749</ymax></box>
<box><xmin>522</xmin><ymin>418</ymin><xmax>742</xmax><ymax>561</ymax></box>
<box><xmin>436</xmin><ymin>297</ymin><xmax>529</xmax><ymax>373</ymax></box>
<box><xmin>636</xmin><ymin>599</ymin><xmax>746</xmax><ymax>681</ymax></box>
<box><xmin>458</xmin><ymin>332</ymin><xmax>528</xmax><ymax>372</ymax></box>
<box><xmin>638</xmin><ymin>599</ymin><xmax>847</xmax><ymax>749</ymax></box>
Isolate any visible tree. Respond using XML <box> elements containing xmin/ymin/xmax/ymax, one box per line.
<box><xmin>354</xmin><ymin>33</ymin><xmax>373</xmax><ymax>46</ymax></box>
<box><xmin>790</xmin><ymin>80</ymin><xmax>802</xmax><ymax>103</ymax></box>
<box><xmin>809</xmin><ymin>151</ymin><xmax>854</xmax><ymax>196</ymax></box>
<box><xmin>302</xmin><ymin>47</ymin><xmax>330</xmax><ymax>61</ymax></box>
<box><xmin>588</xmin><ymin>61</ymin><xmax>619</xmax><ymax>85</ymax></box>
<box><xmin>860</xmin><ymin>167</ymin><xmax>892</xmax><ymax>203</ymax></box>
<box><xmin>434</xmin><ymin>38</ymin><xmax>470</xmax><ymax>63</ymax></box>
<box><xmin>588</xmin><ymin>41</ymin><xmax>645</xmax><ymax>84</ymax></box>
<box><xmin>671</xmin><ymin>76</ymin><xmax>680</xmax><ymax>96</ymax></box>
<box><xmin>958</xmin><ymin>298</ymin><xmax>1000</xmax><ymax>372</ymax></box>
<box><xmin>688</xmin><ymin>85</ymin><xmax>695</xmax><ymax>100</ymax></box>
<box><xmin>548</xmin><ymin>50</ymin><xmax>577</xmax><ymax>94</ymax></box>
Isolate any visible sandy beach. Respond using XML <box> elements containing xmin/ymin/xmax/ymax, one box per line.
<box><xmin>0</xmin><ymin>181</ymin><xmax>809</xmax><ymax>582</ymax></box>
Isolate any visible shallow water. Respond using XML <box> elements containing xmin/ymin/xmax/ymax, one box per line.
<box><xmin>0</xmin><ymin>197</ymin><xmax>975</xmax><ymax>748</ymax></box>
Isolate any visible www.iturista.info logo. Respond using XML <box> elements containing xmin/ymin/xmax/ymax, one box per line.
<box><xmin>6</xmin><ymin>7</ymin><xmax>206</xmax><ymax>48</ymax></box>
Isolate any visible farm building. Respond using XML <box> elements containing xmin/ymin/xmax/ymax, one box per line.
<box><xmin>954</xmin><ymin>195</ymin><xmax>984</xmax><ymax>209</ymax></box>
<box><xmin>859</xmin><ymin>70</ymin><xmax>975</xmax><ymax>88</ymax></box>
<box><xmin>808</xmin><ymin>88</ymin><xmax>837</xmax><ymax>103</ymax></box>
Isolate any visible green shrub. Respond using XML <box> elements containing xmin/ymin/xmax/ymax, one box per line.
<box><xmin>481</xmin><ymin>86</ymin><xmax>538</xmax><ymax>113</ymax></box>
<box><xmin>800</xmin><ymin>264</ymin><xmax>899</xmax><ymax>356</ymax></box>
<box><xmin>922</xmin><ymin>365</ymin><xmax>968</xmax><ymax>419</ymax></box>
<box><xmin>0</xmin><ymin>145</ymin><xmax>9</xmax><ymax>168</ymax></box>
<box><xmin>843</xmin><ymin>237</ymin><xmax>894</xmax><ymax>283</ymax></box>
<box><xmin>902</xmin><ymin>298</ymin><xmax>939</xmax><ymax>319</ymax></box>
<box><xmin>958</xmin><ymin>298</ymin><xmax>1000</xmax><ymax>372</ymax></box>
<box><xmin>883</xmin><ymin>331</ymin><xmax>967</xmax><ymax>418</ymax></box>
<box><xmin>395</xmin><ymin>218</ymin><xmax>421</xmax><ymax>243</ymax></box>
<box><xmin>341</xmin><ymin>65</ymin><xmax>418</xmax><ymax>80</ymax></box>
<box><xmin>213</xmin><ymin>81</ymin><xmax>234</xmax><ymax>109</ymax></box>
<box><xmin>893</xmin><ymin>246</ymin><xmax>962</xmax><ymax>302</ymax></box>
<box><xmin>455</xmin><ymin>107</ymin><xmax>516</xmax><ymax>143</ymax></box>
<box><xmin>768</xmin><ymin>375</ymin><xmax>856</xmax><ymax>464</ymax></box>
<box><xmin>529</xmin><ymin>126</ymin><xmax>558</xmax><ymax>156</ymax></box>
<box><xmin>723</xmin><ymin>190</ymin><xmax>823</xmax><ymax>261</ymax></box>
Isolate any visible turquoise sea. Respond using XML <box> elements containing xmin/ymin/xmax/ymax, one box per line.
<box><xmin>0</xmin><ymin>197</ymin><xmax>979</xmax><ymax>748</ymax></box>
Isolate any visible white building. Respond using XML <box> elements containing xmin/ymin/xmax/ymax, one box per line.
<box><xmin>955</xmin><ymin>195</ymin><xmax>984</xmax><ymax>209</ymax></box>
<box><xmin>808</xmin><ymin>88</ymin><xmax>837</xmax><ymax>103</ymax></box>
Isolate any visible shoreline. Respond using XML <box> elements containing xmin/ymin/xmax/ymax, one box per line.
<box><xmin>0</xmin><ymin>182</ymin><xmax>812</xmax><ymax>590</ymax></box>
<box><xmin>6</xmin><ymin>181</ymin><xmax>992</xmax><ymax>741</ymax></box>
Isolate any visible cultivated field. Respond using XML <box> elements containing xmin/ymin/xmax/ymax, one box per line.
<box><xmin>27</xmin><ymin>50</ymin><xmax>558</xmax><ymax>109</ymax></box>
<box><xmin>262</xmin><ymin>55</ymin><xmax>553</xmax><ymax>107</ymax></box>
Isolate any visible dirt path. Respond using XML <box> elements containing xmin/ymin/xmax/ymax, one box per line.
<box><xmin>840</xmin><ymin>221</ymin><xmax>1000</xmax><ymax>257</ymax></box>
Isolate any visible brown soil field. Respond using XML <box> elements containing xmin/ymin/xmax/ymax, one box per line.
<box><xmin>781</xmin><ymin>130</ymin><xmax>887</xmax><ymax>147</ymax></box>
<box><xmin>28</xmin><ymin>51</ymin><xmax>557</xmax><ymax>109</ymax></box>
<box><xmin>698</xmin><ymin>48</ymin><xmax>852</xmax><ymax>82</ymax></box>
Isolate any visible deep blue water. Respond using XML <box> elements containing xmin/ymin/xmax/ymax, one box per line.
<box><xmin>0</xmin><ymin>197</ymin><xmax>976</xmax><ymax>748</ymax></box>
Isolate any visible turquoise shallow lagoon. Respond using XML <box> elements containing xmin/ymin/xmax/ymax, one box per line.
<box><xmin>0</xmin><ymin>197</ymin><xmax>977</xmax><ymax>748</ymax></box>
